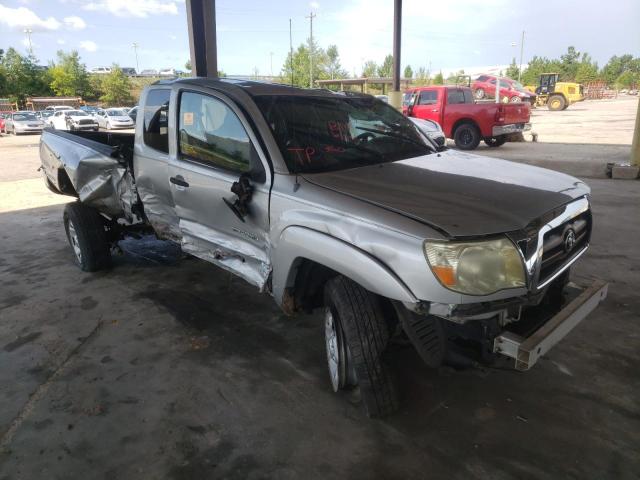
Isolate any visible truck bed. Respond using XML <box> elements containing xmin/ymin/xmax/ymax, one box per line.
<box><xmin>39</xmin><ymin>128</ymin><xmax>139</xmax><ymax>219</ymax></box>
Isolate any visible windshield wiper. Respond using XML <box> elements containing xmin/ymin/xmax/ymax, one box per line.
<box><xmin>355</xmin><ymin>125</ymin><xmax>433</xmax><ymax>153</ymax></box>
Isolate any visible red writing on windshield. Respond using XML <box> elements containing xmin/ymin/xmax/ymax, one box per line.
<box><xmin>287</xmin><ymin>146</ymin><xmax>316</xmax><ymax>165</ymax></box>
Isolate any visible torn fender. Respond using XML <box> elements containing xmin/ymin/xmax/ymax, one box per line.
<box><xmin>272</xmin><ymin>226</ymin><xmax>417</xmax><ymax>307</ymax></box>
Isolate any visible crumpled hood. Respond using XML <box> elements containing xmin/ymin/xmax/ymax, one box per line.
<box><xmin>302</xmin><ymin>150</ymin><xmax>590</xmax><ymax>237</ymax></box>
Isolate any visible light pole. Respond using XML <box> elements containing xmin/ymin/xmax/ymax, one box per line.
<box><xmin>306</xmin><ymin>11</ymin><xmax>316</xmax><ymax>88</ymax></box>
<box><xmin>270</xmin><ymin>51</ymin><xmax>273</xmax><ymax>77</ymax></box>
<box><xmin>23</xmin><ymin>28</ymin><xmax>33</xmax><ymax>56</ymax></box>
<box><xmin>518</xmin><ymin>31</ymin><xmax>525</xmax><ymax>83</ymax></box>
<box><xmin>132</xmin><ymin>43</ymin><xmax>140</xmax><ymax>74</ymax></box>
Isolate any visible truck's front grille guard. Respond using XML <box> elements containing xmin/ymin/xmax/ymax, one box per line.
<box><xmin>520</xmin><ymin>197</ymin><xmax>591</xmax><ymax>291</ymax></box>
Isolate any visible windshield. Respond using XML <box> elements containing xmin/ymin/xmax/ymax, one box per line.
<box><xmin>107</xmin><ymin>109</ymin><xmax>127</xmax><ymax>116</ymax></box>
<box><xmin>254</xmin><ymin>94</ymin><xmax>432</xmax><ymax>174</ymax></box>
<box><xmin>67</xmin><ymin>110</ymin><xmax>88</xmax><ymax>116</ymax></box>
<box><xmin>14</xmin><ymin>113</ymin><xmax>38</xmax><ymax>121</ymax></box>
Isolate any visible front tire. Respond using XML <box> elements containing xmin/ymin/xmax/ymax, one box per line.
<box><xmin>548</xmin><ymin>95</ymin><xmax>566</xmax><ymax>111</ymax></box>
<box><xmin>453</xmin><ymin>122</ymin><xmax>481</xmax><ymax>150</ymax></box>
<box><xmin>63</xmin><ymin>202</ymin><xmax>111</xmax><ymax>272</ymax></box>
<box><xmin>324</xmin><ymin>276</ymin><xmax>399</xmax><ymax>418</ymax></box>
<box><xmin>510</xmin><ymin>96</ymin><xmax>522</xmax><ymax>103</ymax></box>
<box><xmin>474</xmin><ymin>88</ymin><xmax>485</xmax><ymax>99</ymax></box>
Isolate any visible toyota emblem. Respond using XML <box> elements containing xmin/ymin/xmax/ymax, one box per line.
<box><xmin>564</xmin><ymin>229</ymin><xmax>576</xmax><ymax>253</ymax></box>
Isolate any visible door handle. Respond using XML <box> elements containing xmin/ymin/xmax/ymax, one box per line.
<box><xmin>169</xmin><ymin>176</ymin><xmax>189</xmax><ymax>188</ymax></box>
<box><xmin>431</xmin><ymin>109</ymin><xmax>439</xmax><ymax>113</ymax></box>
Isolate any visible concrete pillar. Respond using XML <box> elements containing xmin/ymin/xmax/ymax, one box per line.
<box><xmin>389</xmin><ymin>0</ymin><xmax>402</xmax><ymax>109</ymax></box>
<box><xmin>631</xmin><ymin>97</ymin><xmax>640</xmax><ymax>166</ymax></box>
<box><xmin>186</xmin><ymin>0</ymin><xmax>218</xmax><ymax>78</ymax></box>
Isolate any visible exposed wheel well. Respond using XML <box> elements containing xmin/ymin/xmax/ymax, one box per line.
<box><xmin>452</xmin><ymin>118</ymin><xmax>478</xmax><ymax>136</ymax></box>
<box><xmin>57</xmin><ymin>168</ymin><xmax>78</xmax><ymax>197</ymax></box>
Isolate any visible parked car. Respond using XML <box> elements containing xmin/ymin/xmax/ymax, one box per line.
<box><xmin>79</xmin><ymin>105</ymin><xmax>101</xmax><ymax>115</ymax></box>
<box><xmin>91</xmin><ymin>66</ymin><xmax>112</xmax><ymax>75</ymax></box>
<box><xmin>4</xmin><ymin>111</ymin><xmax>46</xmax><ymax>134</ymax></box>
<box><xmin>127</xmin><ymin>106</ymin><xmax>139</xmax><ymax>122</ymax></box>
<box><xmin>95</xmin><ymin>108</ymin><xmax>135</xmax><ymax>129</ymax></box>
<box><xmin>472</xmin><ymin>74</ymin><xmax>534</xmax><ymax>103</ymax></box>
<box><xmin>0</xmin><ymin>115</ymin><xmax>5</xmax><ymax>134</ymax></box>
<box><xmin>159</xmin><ymin>68</ymin><xmax>177</xmax><ymax>76</ymax></box>
<box><xmin>35</xmin><ymin>110</ymin><xmax>54</xmax><ymax>122</ymax></box>
<box><xmin>121</xmin><ymin>67</ymin><xmax>137</xmax><ymax>76</ymax></box>
<box><xmin>409</xmin><ymin>116</ymin><xmax>446</xmax><ymax>150</ymax></box>
<box><xmin>374</xmin><ymin>94</ymin><xmax>389</xmax><ymax>103</ymax></box>
<box><xmin>403</xmin><ymin>85</ymin><xmax>531</xmax><ymax>149</ymax></box>
<box><xmin>49</xmin><ymin>109</ymin><xmax>99</xmax><ymax>131</ymax></box>
<box><xmin>45</xmin><ymin>105</ymin><xmax>74</xmax><ymax>112</ymax></box>
<box><xmin>140</xmin><ymin>69</ymin><xmax>158</xmax><ymax>76</ymax></box>
<box><xmin>39</xmin><ymin>79</ymin><xmax>606</xmax><ymax>418</ymax></box>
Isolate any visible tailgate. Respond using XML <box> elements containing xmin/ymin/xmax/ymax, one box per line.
<box><xmin>502</xmin><ymin>103</ymin><xmax>530</xmax><ymax>124</ymax></box>
<box><xmin>39</xmin><ymin>129</ymin><xmax>137</xmax><ymax>217</ymax></box>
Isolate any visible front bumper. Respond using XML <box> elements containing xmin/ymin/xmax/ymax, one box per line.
<box><xmin>15</xmin><ymin>125</ymin><xmax>44</xmax><ymax>133</ymax></box>
<box><xmin>493</xmin><ymin>279</ymin><xmax>608</xmax><ymax>370</ymax></box>
<box><xmin>72</xmin><ymin>123</ymin><xmax>99</xmax><ymax>130</ymax></box>
<box><xmin>110</xmin><ymin>122</ymin><xmax>134</xmax><ymax>129</ymax></box>
<box><xmin>492</xmin><ymin>122</ymin><xmax>531</xmax><ymax>136</ymax></box>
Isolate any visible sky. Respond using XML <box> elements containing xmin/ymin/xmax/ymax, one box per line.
<box><xmin>0</xmin><ymin>0</ymin><xmax>638</xmax><ymax>77</ymax></box>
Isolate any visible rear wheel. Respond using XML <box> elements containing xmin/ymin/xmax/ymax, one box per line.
<box><xmin>453</xmin><ymin>122</ymin><xmax>481</xmax><ymax>150</ymax></box>
<box><xmin>484</xmin><ymin>136</ymin><xmax>507</xmax><ymax>147</ymax></box>
<box><xmin>474</xmin><ymin>88</ymin><xmax>485</xmax><ymax>99</ymax></box>
<box><xmin>548</xmin><ymin>95</ymin><xmax>566</xmax><ymax>111</ymax></box>
<box><xmin>63</xmin><ymin>202</ymin><xmax>111</xmax><ymax>272</ymax></box>
<box><xmin>510</xmin><ymin>96</ymin><xmax>522</xmax><ymax>103</ymax></box>
<box><xmin>324</xmin><ymin>276</ymin><xmax>399</xmax><ymax>418</ymax></box>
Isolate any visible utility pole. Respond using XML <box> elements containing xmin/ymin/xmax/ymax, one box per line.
<box><xmin>23</xmin><ymin>29</ymin><xmax>33</xmax><ymax>56</ymax></box>
<box><xmin>132</xmin><ymin>42</ymin><xmax>140</xmax><ymax>73</ymax></box>
<box><xmin>306</xmin><ymin>11</ymin><xmax>316</xmax><ymax>88</ymax></box>
<box><xmin>289</xmin><ymin>18</ymin><xmax>294</xmax><ymax>85</ymax></box>
<box><xmin>389</xmin><ymin>0</ymin><xmax>402</xmax><ymax>108</ymax></box>
<box><xmin>518</xmin><ymin>30</ymin><xmax>525</xmax><ymax>82</ymax></box>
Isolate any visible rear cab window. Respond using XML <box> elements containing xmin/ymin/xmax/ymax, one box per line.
<box><xmin>143</xmin><ymin>89</ymin><xmax>171</xmax><ymax>154</ymax></box>
<box><xmin>446</xmin><ymin>88</ymin><xmax>474</xmax><ymax>105</ymax></box>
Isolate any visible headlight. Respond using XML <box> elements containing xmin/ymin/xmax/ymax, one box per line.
<box><xmin>424</xmin><ymin>238</ymin><xmax>525</xmax><ymax>295</ymax></box>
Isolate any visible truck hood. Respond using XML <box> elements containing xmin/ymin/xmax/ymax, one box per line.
<box><xmin>302</xmin><ymin>150</ymin><xmax>590</xmax><ymax>237</ymax></box>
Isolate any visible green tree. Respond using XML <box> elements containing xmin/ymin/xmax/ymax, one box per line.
<box><xmin>559</xmin><ymin>46</ymin><xmax>581</xmax><ymax>81</ymax></box>
<box><xmin>185</xmin><ymin>59</ymin><xmax>191</xmax><ymax>71</ymax></box>
<box><xmin>377</xmin><ymin>54</ymin><xmax>393</xmax><ymax>77</ymax></box>
<box><xmin>361</xmin><ymin>60</ymin><xmax>377</xmax><ymax>78</ymax></box>
<box><xmin>414</xmin><ymin>66</ymin><xmax>429</xmax><ymax>85</ymax></box>
<box><xmin>505</xmin><ymin>58</ymin><xmax>520</xmax><ymax>80</ymax></box>
<box><xmin>325</xmin><ymin>44</ymin><xmax>347</xmax><ymax>80</ymax></box>
<box><xmin>403</xmin><ymin>65</ymin><xmax>413</xmax><ymax>79</ymax></box>
<box><xmin>615</xmin><ymin>70</ymin><xmax>639</xmax><ymax>89</ymax></box>
<box><xmin>0</xmin><ymin>48</ymin><xmax>50</xmax><ymax>103</ymax></box>
<box><xmin>99</xmin><ymin>65</ymin><xmax>133</xmax><ymax>105</ymax></box>
<box><xmin>433</xmin><ymin>71</ymin><xmax>444</xmax><ymax>85</ymax></box>
<box><xmin>521</xmin><ymin>55</ymin><xmax>562</xmax><ymax>86</ymax></box>
<box><xmin>280</xmin><ymin>39</ymin><xmax>330</xmax><ymax>88</ymax></box>
<box><xmin>600</xmin><ymin>54</ymin><xmax>640</xmax><ymax>86</ymax></box>
<box><xmin>49</xmin><ymin>50</ymin><xmax>91</xmax><ymax>97</ymax></box>
<box><xmin>575</xmin><ymin>55</ymin><xmax>599</xmax><ymax>84</ymax></box>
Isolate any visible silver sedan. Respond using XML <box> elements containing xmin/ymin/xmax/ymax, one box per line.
<box><xmin>4</xmin><ymin>112</ymin><xmax>45</xmax><ymax>135</ymax></box>
<box><xmin>95</xmin><ymin>108</ymin><xmax>135</xmax><ymax>130</ymax></box>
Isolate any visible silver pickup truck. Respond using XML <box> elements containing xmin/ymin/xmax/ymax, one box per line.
<box><xmin>39</xmin><ymin>78</ymin><xmax>607</xmax><ymax>417</ymax></box>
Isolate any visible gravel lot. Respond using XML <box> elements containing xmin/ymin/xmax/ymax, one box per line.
<box><xmin>0</xmin><ymin>99</ymin><xmax>638</xmax><ymax>479</ymax></box>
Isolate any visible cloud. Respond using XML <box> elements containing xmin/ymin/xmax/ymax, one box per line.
<box><xmin>63</xmin><ymin>16</ymin><xmax>86</xmax><ymax>30</ymax></box>
<box><xmin>82</xmin><ymin>0</ymin><xmax>181</xmax><ymax>17</ymax></box>
<box><xmin>79</xmin><ymin>40</ymin><xmax>98</xmax><ymax>52</ymax></box>
<box><xmin>310</xmin><ymin>1</ymin><xmax>319</xmax><ymax>9</ymax></box>
<box><xmin>57</xmin><ymin>39</ymin><xmax>66</xmax><ymax>45</ymax></box>
<box><xmin>0</xmin><ymin>4</ymin><xmax>61</xmax><ymax>31</ymax></box>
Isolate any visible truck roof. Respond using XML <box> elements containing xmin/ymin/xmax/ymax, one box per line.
<box><xmin>152</xmin><ymin>77</ymin><xmax>371</xmax><ymax>98</ymax></box>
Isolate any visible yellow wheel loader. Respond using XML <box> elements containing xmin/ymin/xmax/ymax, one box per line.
<box><xmin>525</xmin><ymin>73</ymin><xmax>584</xmax><ymax>111</ymax></box>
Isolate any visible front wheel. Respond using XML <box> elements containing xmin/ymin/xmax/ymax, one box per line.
<box><xmin>453</xmin><ymin>122</ymin><xmax>481</xmax><ymax>150</ymax></box>
<box><xmin>510</xmin><ymin>96</ymin><xmax>522</xmax><ymax>103</ymax></box>
<box><xmin>548</xmin><ymin>95</ymin><xmax>566</xmax><ymax>111</ymax></box>
<box><xmin>63</xmin><ymin>202</ymin><xmax>111</xmax><ymax>272</ymax></box>
<box><xmin>484</xmin><ymin>136</ymin><xmax>507</xmax><ymax>147</ymax></box>
<box><xmin>474</xmin><ymin>88</ymin><xmax>485</xmax><ymax>99</ymax></box>
<box><xmin>324</xmin><ymin>276</ymin><xmax>399</xmax><ymax>418</ymax></box>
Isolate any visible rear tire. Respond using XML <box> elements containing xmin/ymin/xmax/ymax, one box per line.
<box><xmin>63</xmin><ymin>202</ymin><xmax>111</xmax><ymax>272</ymax></box>
<box><xmin>453</xmin><ymin>122</ymin><xmax>481</xmax><ymax>150</ymax></box>
<box><xmin>474</xmin><ymin>88</ymin><xmax>485</xmax><ymax>99</ymax></box>
<box><xmin>548</xmin><ymin>95</ymin><xmax>566</xmax><ymax>111</ymax></box>
<box><xmin>484</xmin><ymin>136</ymin><xmax>507</xmax><ymax>147</ymax></box>
<box><xmin>510</xmin><ymin>96</ymin><xmax>522</xmax><ymax>103</ymax></box>
<box><xmin>324</xmin><ymin>276</ymin><xmax>399</xmax><ymax>418</ymax></box>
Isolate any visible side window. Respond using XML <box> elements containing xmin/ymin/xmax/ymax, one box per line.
<box><xmin>477</xmin><ymin>75</ymin><xmax>487</xmax><ymax>82</ymax></box>
<box><xmin>447</xmin><ymin>89</ymin><xmax>466</xmax><ymax>105</ymax></box>
<box><xmin>143</xmin><ymin>88</ymin><xmax>170</xmax><ymax>154</ymax></box>
<box><xmin>418</xmin><ymin>90</ymin><xmax>438</xmax><ymax>105</ymax></box>
<box><xmin>178</xmin><ymin>91</ymin><xmax>263</xmax><ymax>181</ymax></box>
<box><xmin>463</xmin><ymin>89</ymin><xmax>475</xmax><ymax>103</ymax></box>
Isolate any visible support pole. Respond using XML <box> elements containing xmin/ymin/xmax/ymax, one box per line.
<box><xmin>388</xmin><ymin>0</ymin><xmax>402</xmax><ymax>109</ymax></box>
<box><xmin>186</xmin><ymin>0</ymin><xmax>218</xmax><ymax>78</ymax></box>
<box><xmin>518</xmin><ymin>30</ymin><xmax>525</xmax><ymax>83</ymax></box>
<box><xmin>631</xmin><ymin>97</ymin><xmax>640</xmax><ymax>166</ymax></box>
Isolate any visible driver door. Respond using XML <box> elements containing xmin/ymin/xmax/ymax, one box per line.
<box><xmin>167</xmin><ymin>90</ymin><xmax>272</xmax><ymax>289</ymax></box>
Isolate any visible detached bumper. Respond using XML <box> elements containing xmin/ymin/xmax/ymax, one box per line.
<box><xmin>492</xmin><ymin>123</ymin><xmax>531</xmax><ymax>136</ymax></box>
<box><xmin>494</xmin><ymin>280</ymin><xmax>608</xmax><ymax>371</ymax></box>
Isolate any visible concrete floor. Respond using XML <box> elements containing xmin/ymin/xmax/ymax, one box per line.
<box><xmin>1</xmin><ymin>106</ymin><xmax>639</xmax><ymax>478</ymax></box>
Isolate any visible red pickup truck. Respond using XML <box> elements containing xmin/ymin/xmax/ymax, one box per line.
<box><xmin>403</xmin><ymin>85</ymin><xmax>531</xmax><ymax>150</ymax></box>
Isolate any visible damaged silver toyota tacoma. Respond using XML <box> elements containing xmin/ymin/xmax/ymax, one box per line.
<box><xmin>39</xmin><ymin>78</ymin><xmax>608</xmax><ymax>417</ymax></box>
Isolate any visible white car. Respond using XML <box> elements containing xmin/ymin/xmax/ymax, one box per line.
<box><xmin>49</xmin><ymin>109</ymin><xmax>99</xmax><ymax>131</ymax></box>
<box><xmin>159</xmin><ymin>68</ymin><xmax>176</xmax><ymax>76</ymax></box>
<box><xmin>91</xmin><ymin>67</ymin><xmax>112</xmax><ymax>75</ymax></box>
<box><xmin>95</xmin><ymin>108</ymin><xmax>134</xmax><ymax>130</ymax></box>
<box><xmin>45</xmin><ymin>105</ymin><xmax>74</xmax><ymax>112</ymax></box>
